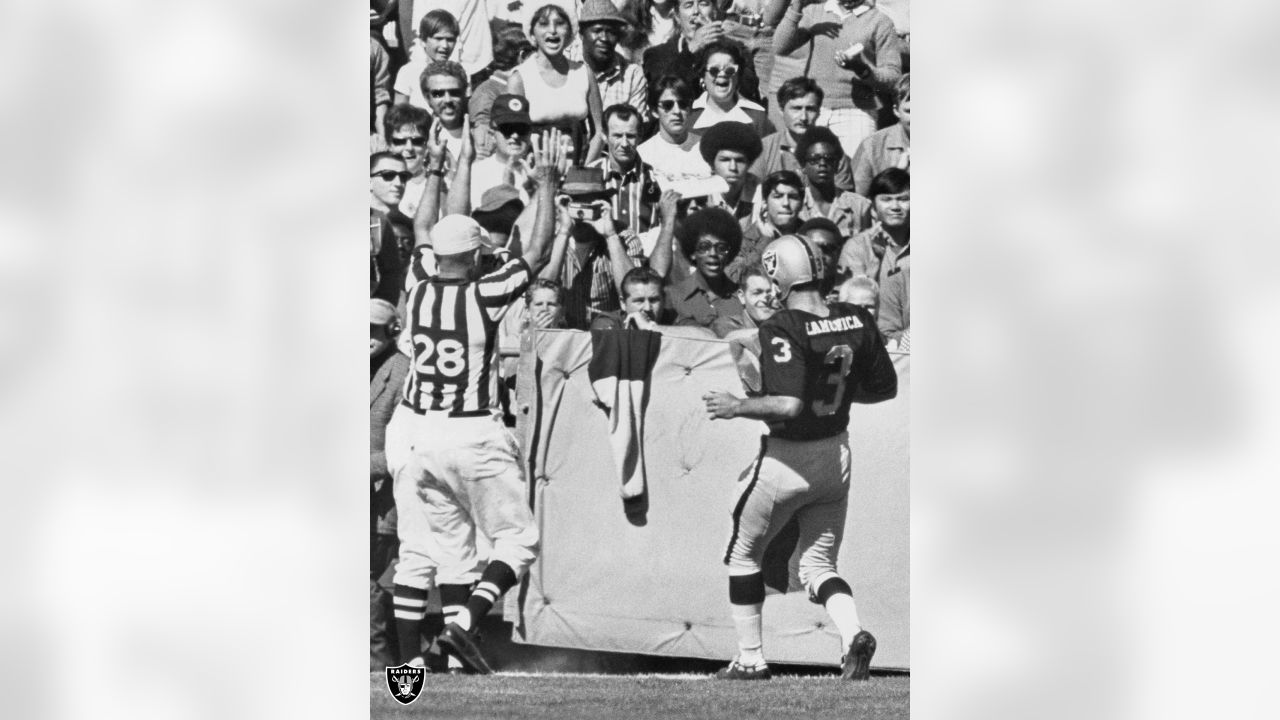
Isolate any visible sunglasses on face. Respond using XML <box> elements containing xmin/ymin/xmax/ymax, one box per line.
<box><xmin>496</xmin><ymin>124</ymin><xmax>530</xmax><ymax>137</ymax></box>
<box><xmin>428</xmin><ymin>88</ymin><xmax>464</xmax><ymax>99</ymax></box>
<box><xmin>390</xmin><ymin>136</ymin><xmax>426</xmax><ymax>147</ymax></box>
<box><xmin>694</xmin><ymin>241</ymin><xmax>732</xmax><ymax>255</ymax></box>
<box><xmin>705</xmin><ymin>65</ymin><xmax>739</xmax><ymax>78</ymax></box>
<box><xmin>658</xmin><ymin>99</ymin><xmax>691</xmax><ymax>112</ymax></box>
<box><xmin>371</xmin><ymin>170</ymin><xmax>413</xmax><ymax>183</ymax></box>
<box><xmin>804</xmin><ymin>154</ymin><xmax>840</xmax><ymax>167</ymax></box>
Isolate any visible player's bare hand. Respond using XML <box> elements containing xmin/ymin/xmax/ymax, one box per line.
<box><xmin>702</xmin><ymin>391</ymin><xmax>742</xmax><ymax>420</ymax></box>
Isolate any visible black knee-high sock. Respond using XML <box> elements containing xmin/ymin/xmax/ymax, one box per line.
<box><xmin>393</xmin><ymin>584</ymin><xmax>429</xmax><ymax>663</ymax></box>
<box><xmin>439</xmin><ymin>583</ymin><xmax>472</xmax><ymax>665</ymax></box>
<box><xmin>464</xmin><ymin>562</ymin><xmax>518</xmax><ymax>626</ymax></box>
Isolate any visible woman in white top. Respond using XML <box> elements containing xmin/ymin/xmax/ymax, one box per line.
<box><xmin>508</xmin><ymin>4</ymin><xmax>605</xmax><ymax>164</ymax></box>
<box><xmin>687</xmin><ymin>40</ymin><xmax>775</xmax><ymax>140</ymax></box>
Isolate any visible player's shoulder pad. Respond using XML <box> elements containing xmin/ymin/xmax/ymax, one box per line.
<box><xmin>828</xmin><ymin>301</ymin><xmax>877</xmax><ymax>327</ymax></box>
<box><xmin>759</xmin><ymin>308</ymin><xmax>802</xmax><ymax>335</ymax></box>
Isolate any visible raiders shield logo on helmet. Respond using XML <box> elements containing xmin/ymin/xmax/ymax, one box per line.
<box><xmin>385</xmin><ymin>664</ymin><xmax>426</xmax><ymax>705</ymax></box>
<box><xmin>761</xmin><ymin>248</ymin><xmax>778</xmax><ymax>278</ymax></box>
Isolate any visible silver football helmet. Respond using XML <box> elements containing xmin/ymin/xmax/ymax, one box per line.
<box><xmin>760</xmin><ymin>234</ymin><xmax>825</xmax><ymax>300</ymax></box>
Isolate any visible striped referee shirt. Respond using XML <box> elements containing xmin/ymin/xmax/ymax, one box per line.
<box><xmin>401</xmin><ymin>257</ymin><xmax>532</xmax><ymax>415</ymax></box>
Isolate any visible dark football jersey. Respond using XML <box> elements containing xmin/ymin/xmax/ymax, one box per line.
<box><xmin>758</xmin><ymin>302</ymin><xmax>898</xmax><ymax>440</ymax></box>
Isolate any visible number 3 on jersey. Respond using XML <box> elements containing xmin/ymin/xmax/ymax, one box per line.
<box><xmin>413</xmin><ymin>333</ymin><xmax>465</xmax><ymax>378</ymax></box>
<box><xmin>771</xmin><ymin>337</ymin><xmax>793</xmax><ymax>362</ymax></box>
<box><xmin>812</xmin><ymin>344</ymin><xmax>853</xmax><ymax>416</ymax></box>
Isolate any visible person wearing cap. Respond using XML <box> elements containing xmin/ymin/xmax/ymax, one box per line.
<box><xmin>579</xmin><ymin>0</ymin><xmax>651</xmax><ymax>122</ymax></box>
<box><xmin>388</xmin><ymin>131</ymin><xmax>566</xmax><ymax>674</ymax></box>
<box><xmin>472</xmin><ymin>185</ymin><xmax>526</xmax><ymax>249</ymax></box>
<box><xmin>469</xmin><ymin>94</ymin><xmax>535</xmax><ymax>209</ymax></box>
<box><xmin>699</xmin><ymin>121</ymin><xmax>764</xmax><ymax>223</ymax></box>
<box><xmin>537</xmin><ymin>165</ymin><xmax>646</xmax><ymax>329</ymax></box>
<box><xmin>369</xmin><ymin>298</ymin><xmax>409</xmax><ymax>670</ymax></box>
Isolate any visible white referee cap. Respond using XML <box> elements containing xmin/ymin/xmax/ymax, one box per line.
<box><xmin>432</xmin><ymin>214</ymin><xmax>485</xmax><ymax>256</ymax></box>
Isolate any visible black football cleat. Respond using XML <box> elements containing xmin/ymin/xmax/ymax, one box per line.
<box><xmin>841</xmin><ymin>629</ymin><xmax>876</xmax><ymax>680</ymax></box>
<box><xmin>437</xmin><ymin>623</ymin><xmax>494</xmax><ymax>675</ymax></box>
<box><xmin>714</xmin><ymin>657</ymin><xmax>772</xmax><ymax>680</ymax></box>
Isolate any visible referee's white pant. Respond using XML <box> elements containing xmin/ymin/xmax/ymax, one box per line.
<box><xmin>386</xmin><ymin>406</ymin><xmax>540</xmax><ymax>591</ymax></box>
<box><xmin>724</xmin><ymin>433</ymin><xmax>852</xmax><ymax>599</ymax></box>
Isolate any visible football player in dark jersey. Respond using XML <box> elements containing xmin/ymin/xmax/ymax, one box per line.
<box><xmin>703</xmin><ymin>234</ymin><xmax>898</xmax><ymax>680</ymax></box>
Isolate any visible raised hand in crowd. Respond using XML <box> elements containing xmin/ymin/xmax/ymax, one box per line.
<box><xmin>689</xmin><ymin>20</ymin><xmax>725</xmax><ymax>53</ymax></box>
<box><xmin>522</xmin><ymin>128</ymin><xmax>568</xmax><ymax>273</ymax></box>
<box><xmin>648</xmin><ymin>189</ymin><xmax>682</xmax><ymax>279</ymax></box>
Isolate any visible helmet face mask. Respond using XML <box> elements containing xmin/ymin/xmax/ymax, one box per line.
<box><xmin>761</xmin><ymin>235</ymin><xmax>825</xmax><ymax>301</ymax></box>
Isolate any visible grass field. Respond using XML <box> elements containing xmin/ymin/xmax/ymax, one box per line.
<box><xmin>370</xmin><ymin>672</ymin><xmax>910</xmax><ymax>720</ymax></box>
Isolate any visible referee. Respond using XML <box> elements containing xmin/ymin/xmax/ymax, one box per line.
<box><xmin>385</xmin><ymin>130</ymin><xmax>565</xmax><ymax>674</ymax></box>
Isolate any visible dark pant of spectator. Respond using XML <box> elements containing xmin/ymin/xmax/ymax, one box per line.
<box><xmin>371</xmin><ymin>532</ymin><xmax>399</xmax><ymax>669</ymax></box>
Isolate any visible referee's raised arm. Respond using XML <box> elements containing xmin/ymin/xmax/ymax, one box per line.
<box><xmin>520</xmin><ymin>128</ymin><xmax>567</xmax><ymax>275</ymax></box>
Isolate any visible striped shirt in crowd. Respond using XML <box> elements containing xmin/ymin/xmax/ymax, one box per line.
<box><xmin>558</xmin><ymin>233</ymin><xmax>647</xmax><ymax>330</ymax></box>
<box><xmin>401</xmin><ymin>257</ymin><xmax>532</xmax><ymax>415</ymax></box>
<box><xmin>584</xmin><ymin>157</ymin><xmax>662</xmax><ymax>238</ymax></box>
<box><xmin>595</xmin><ymin>60</ymin><xmax>650</xmax><ymax>121</ymax></box>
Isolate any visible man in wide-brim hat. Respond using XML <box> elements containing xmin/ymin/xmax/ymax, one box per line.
<box><xmin>541</xmin><ymin>164</ymin><xmax>649</xmax><ymax>329</ymax></box>
<box><xmin>578</xmin><ymin>0</ymin><xmax>652</xmax><ymax>120</ymax></box>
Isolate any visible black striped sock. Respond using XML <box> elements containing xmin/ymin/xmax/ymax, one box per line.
<box><xmin>465</xmin><ymin>562</ymin><xmax>518</xmax><ymax>623</ymax></box>
<box><xmin>392</xmin><ymin>584</ymin><xmax>429</xmax><ymax>664</ymax></box>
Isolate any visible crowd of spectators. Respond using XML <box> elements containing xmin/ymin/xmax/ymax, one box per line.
<box><xmin>370</xmin><ymin>0</ymin><xmax>910</xmax><ymax>670</ymax></box>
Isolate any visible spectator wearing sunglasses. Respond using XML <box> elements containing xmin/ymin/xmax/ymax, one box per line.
<box><xmin>665</xmin><ymin>207</ymin><xmax>745</xmax><ymax>328</ymax></box>
<box><xmin>643</xmin><ymin>0</ymin><xmax>761</xmax><ymax>108</ymax></box>
<box><xmin>688</xmin><ymin>41</ymin><xmax>773</xmax><ymax>140</ymax></box>
<box><xmin>751</xmin><ymin>77</ymin><xmax>857</xmax><ymax>192</ymax></box>
<box><xmin>794</xmin><ymin>127</ymin><xmax>873</xmax><ymax>241</ymax></box>
<box><xmin>637</xmin><ymin>76</ymin><xmax>713</xmax><ymax>188</ymax></box>
<box><xmin>469</xmin><ymin>95</ymin><xmax>535</xmax><ymax>209</ymax></box>
<box><xmin>394</xmin><ymin>10</ymin><xmax>463</xmax><ymax>111</ymax></box>
<box><xmin>370</xmin><ymin>152</ymin><xmax>415</xmax><ymax>306</ymax></box>
<box><xmin>421</xmin><ymin>61</ymin><xmax>484</xmax><ymax>174</ymax></box>
<box><xmin>383</xmin><ymin>104</ymin><xmax>433</xmax><ymax>219</ymax></box>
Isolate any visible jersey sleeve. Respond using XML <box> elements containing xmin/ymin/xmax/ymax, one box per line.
<box><xmin>759</xmin><ymin>318</ymin><xmax>807</xmax><ymax>401</ymax></box>
<box><xmin>849</xmin><ymin>314</ymin><xmax>899</xmax><ymax>404</ymax></box>
<box><xmin>476</xmin><ymin>256</ymin><xmax>533</xmax><ymax>322</ymax></box>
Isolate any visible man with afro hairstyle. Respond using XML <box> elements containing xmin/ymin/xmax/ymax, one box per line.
<box><xmin>665</xmin><ymin>206</ymin><xmax>746</xmax><ymax>328</ymax></box>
